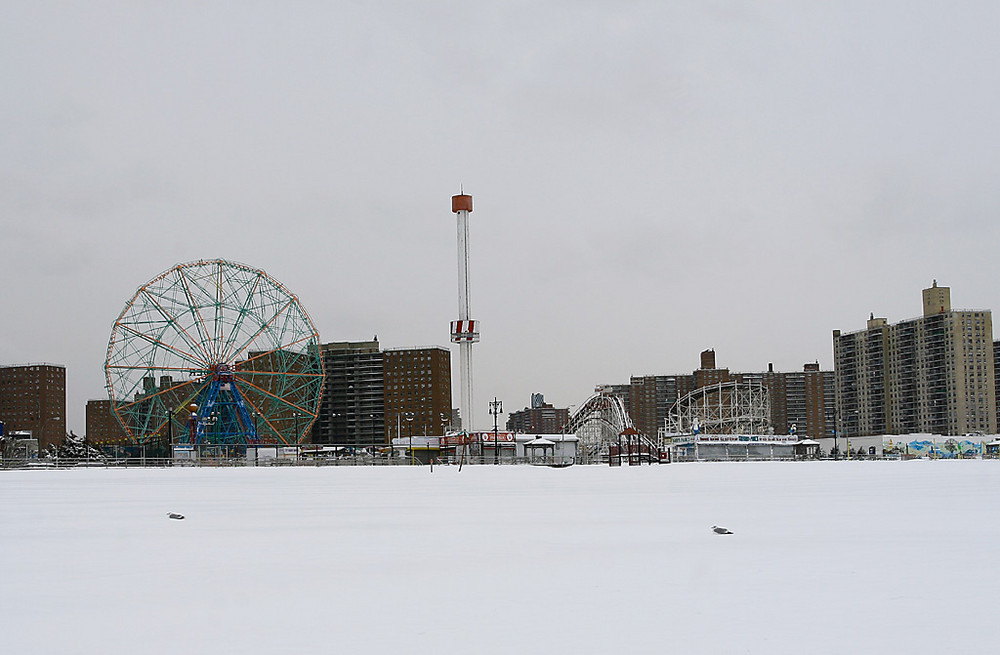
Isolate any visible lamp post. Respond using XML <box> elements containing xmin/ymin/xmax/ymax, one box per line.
<box><xmin>405</xmin><ymin>412</ymin><xmax>415</xmax><ymax>465</ymax></box>
<box><xmin>437</xmin><ymin>412</ymin><xmax>448</xmax><ymax>468</ymax></box>
<box><xmin>165</xmin><ymin>409</ymin><xmax>174</xmax><ymax>462</ymax></box>
<box><xmin>489</xmin><ymin>398</ymin><xmax>502</xmax><ymax>465</ymax></box>
<box><xmin>252</xmin><ymin>411</ymin><xmax>260</xmax><ymax>465</ymax></box>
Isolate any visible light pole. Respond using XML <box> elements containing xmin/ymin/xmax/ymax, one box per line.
<box><xmin>405</xmin><ymin>412</ymin><xmax>415</xmax><ymax>465</ymax></box>
<box><xmin>436</xmin><ymin>412</ymin><xmax>448</xmax><ymax>468</ymax></box>
<box><xmin>252</xmin><ymin>411</ymin><xmax>260</xmax><ymax>465</ymax></box>
<box><xmin>165</xmin><ymin>409</ymin><xmax>174</xmax><ymax>462</ymax></box>
<box><xmin>489</xmin><ymin>398</ymin><xmax>502</xmax><ymax>465</ymax></box>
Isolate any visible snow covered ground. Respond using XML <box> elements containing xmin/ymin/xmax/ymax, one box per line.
<box><xmin>2</xmin><ymin>460</ymin><xmax>999</xmax><ymax>654</ymax></box>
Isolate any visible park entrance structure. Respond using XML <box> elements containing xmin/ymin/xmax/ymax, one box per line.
<box><xmin>105</xmin><ymin>259</ymin><xmax>324</xmax><ymax>451</ymax></box>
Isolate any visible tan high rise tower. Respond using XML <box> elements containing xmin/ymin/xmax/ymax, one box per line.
<box><xmin>835</xmin><ymin>283</ymin><xmax>995</xmax><ymax>437</ymax></box>
<box><xmin>922</xmin><ymin>280</ymin><xmax>951</xmax><ymax>316</ymax></box>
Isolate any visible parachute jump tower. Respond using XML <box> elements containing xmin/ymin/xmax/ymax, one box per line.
<box><xmin>450</xmin><ymin>193</ymin><xmax>478</xmax><ymax>431</ymax></box>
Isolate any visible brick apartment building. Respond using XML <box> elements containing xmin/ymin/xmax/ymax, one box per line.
<box><xmin>309</xmin><ymin>340</ymin><xmax>453</xmax><ymax>446</ymax></box>
<box><xmin>0</xmin><ymin>363</ymin><xmax>66</xmax><ymax>449</ymax></box>
<box><xmin>506</xmin><ymin>393</ymin><xmax>570</xmax><ymax>433</ymax></box>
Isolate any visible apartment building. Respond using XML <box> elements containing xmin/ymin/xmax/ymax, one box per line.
<box><xmin>383</xmin><ymin>346</ymin><xmax>452</xmax><ymax>442</ymax></box>
<box><xmin>833</xmin><ymin>282</ymin><xmax>995</xmax><ymax>438</ymax></box>
<box><xmin>506</xmin><ymin>394</ymin><xmax>570</xmax><ymax>433</ymax></box>
<box><xmin>310</xmin><ymin>341</ymin><xmax>385</xmax><ymax>446</ymax></box>
<box><xmin>85</xmin><ymin>398</ymin><xmax>130</xmax><ymax>444</ymax></box>
<box><xmin>0</xmin><ymin>363</ymin><xmax>66</xmax><ymax>449</ymax></box>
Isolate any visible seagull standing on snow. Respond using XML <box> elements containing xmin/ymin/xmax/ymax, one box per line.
<box><xmin>712</xmin><ymin>525</ymin><xmax>733</xmax><ymax>535</ymax></box>
<box><xmin>167</xmin><ymin>512</ymin><xmax>185</xmax><ymax>520</ymax></box>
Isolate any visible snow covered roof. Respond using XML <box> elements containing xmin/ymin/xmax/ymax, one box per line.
<box><xmin>518</xmin><ymin>434</ymin><xmax>578</xmax><ymax>442</ymax></box>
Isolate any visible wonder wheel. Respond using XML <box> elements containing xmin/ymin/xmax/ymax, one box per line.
<box><xmin>105</xmin><ymin>259</ymin><xmax>324</xmax><ymax>446</ymax></box>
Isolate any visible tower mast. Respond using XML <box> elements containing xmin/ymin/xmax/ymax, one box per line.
<box><xmin>450</xmin><ymin>193</ymin><xmax>478</xmax><ymax>431</ymax></box>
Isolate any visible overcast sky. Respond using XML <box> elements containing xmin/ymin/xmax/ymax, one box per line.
<box><xmin>4</xmin><ymin>1</ymin><xmax>1000</xmax><ymax>433</ymax></box>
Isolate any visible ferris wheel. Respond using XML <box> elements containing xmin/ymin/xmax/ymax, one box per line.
<box><xmin>105</xmin><ymin>259</ymin><xmax>325</xmax><ymax>446</ymax></box>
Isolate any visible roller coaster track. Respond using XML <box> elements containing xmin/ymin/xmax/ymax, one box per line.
<box><xmin>562</xmin><ymin>391</ymin><xmax>662</xmax><ymax>463</ymax></box>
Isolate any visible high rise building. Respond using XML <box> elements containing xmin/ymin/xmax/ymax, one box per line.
<box><xmin>383</xmin><ymin>346</ymin><xmax>452</xmax><ymax>442</ymax></box>
<box><xmin>628</xmin><ymin>374</ymin><xmax>697</xmax><ymax>440</ymax></box>
<box><xmin>506</xmin><ymin>394</ymin><xmax>570</xmax><ymax>433</ymax></box>
<box><xmin>995</xmin><ymin>339</ymin><xmax>1000</xmax><ymax>431</ymax></box>
<box><xmin>85</xmin><ymin>399</ymin><xmax>130</xmax><ymax>444</ymax></box>
<box><xmin>0</xmin><ymin>364</ymin><xmax>66</xmax><ymax>449</ymax></box>
<box><xmin>310</xmin><ymin>341</ymin><xmax>384</xmax><ymax>446</ymax></box>
<box><xmin>833</xmin><ymin>282</ymin><xmax>996</xmax><ymax>438</ymax></box>
<box><xmin>310</xmin><ymin>341</ymin><xmax>454</xmax><ymax>446</ymax></box>
<box><xmin>747</xmin><ymin>363</ymin><xmax>835</xmax><ymax>438</ymax></box>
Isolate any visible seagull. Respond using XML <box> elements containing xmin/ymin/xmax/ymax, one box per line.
<box><xmin>167</xmin><ymin>512</ymin><xmax>185</xmax><ymax>520</ymax></box>
<box><xmin>712</xmin><ymin>525</ymin><xmax>733</xmax><ymax>535</ymax></box>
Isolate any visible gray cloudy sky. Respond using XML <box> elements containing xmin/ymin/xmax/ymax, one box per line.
<box><xmin>4</xmin><ymin>1</ymin><xmax>1000</xmax><ymax>433</ymax></box>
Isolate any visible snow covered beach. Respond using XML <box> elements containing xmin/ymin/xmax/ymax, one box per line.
<box><xmin>2</xmin><ymin>461</ymin><xmax>998</xmax><ymax>654</ymax></box>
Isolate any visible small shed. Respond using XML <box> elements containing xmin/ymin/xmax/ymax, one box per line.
<box><xmin>985</xmin><ymin>440</ymin><xmax>1000</xmax><ymax>459</ymax></box>
<box><xmin>793</xmin><ymin>439</ymin><xmax>820</xmax><ymax>459</ymax></box>
<box><xmin>525</xmin><ymin>437</ymin><xmax>556</xmax><ymax>464</ymax></box>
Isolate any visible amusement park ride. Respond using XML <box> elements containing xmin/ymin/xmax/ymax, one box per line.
<box><xmin>104</xmin><ymin>259</ymin><xmax>325</xmax><ymax>449</ymax></box>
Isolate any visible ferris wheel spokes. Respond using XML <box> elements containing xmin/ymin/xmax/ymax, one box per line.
<box><xmin>138</xmin><ymin>287</ymin><xmax>215</xmax><ymax>363</ymax></box>
<box><xmin>106</xmin><ymin>259</ymin><xmax>324</xmax><ymax>446</ymax></box>
<box><xmin>114</xmin><ymin>323</ymin><xmax>209</xmax><ymax>371</ymax></box>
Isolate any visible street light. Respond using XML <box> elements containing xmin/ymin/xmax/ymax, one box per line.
<box><xmin>165</xmin><ymin>408</ymin><xmax>174</xmax><ymax>462</ymax></box>
<box><xmin>405</xmin><ymin>412</ymin><xmax>415</xmax><ymax>465</ymax></box>
<box><xmin>489</xmin><ymin>398</ymin><xmax>503</xmax><ymax>465</ymax></box>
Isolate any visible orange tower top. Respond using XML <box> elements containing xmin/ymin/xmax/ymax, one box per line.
<box><xmin>451</xmin><ymin>194</ymin><xmax>473</xmax><ymax>213</ymax></box>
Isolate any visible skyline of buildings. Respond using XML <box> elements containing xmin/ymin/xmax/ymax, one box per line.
<box><xmin>608</xmin><ymin>349</ymin><xmax>835</xmax><ymax>441</ymax></box>
<box><xmin>5</xmin><ymin>282</ymin><xmax>1000</xmax><ymax>445</ymax></box>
